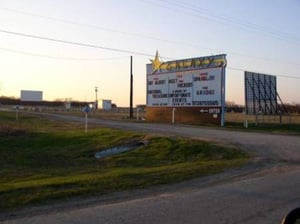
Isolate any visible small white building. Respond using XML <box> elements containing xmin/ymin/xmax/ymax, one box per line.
<box><xmin>20</xmin><ymin>90</ymin><xmax>43</xmax><ymax>102</ymax></box>
<box><xmin>102</xmin><ymin>100</ymin><xmax>112</xmax><ymax>110</ymax></box>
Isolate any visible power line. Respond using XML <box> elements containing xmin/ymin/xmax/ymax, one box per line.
<box><xmin>0</xmin><ymin>7</ymin><xmax>187</xmax><ymax>51</ymax></box>
<box><xmin>165</xmin><ymin>0</ymin><xmax>299</xmax><ymax>42</ymax></box>
<box><xmin>0</xmin><ymin>28</ymin><xmax>299</xmax><ymax>80</ymax></box>
<box><xmin>0</xmin><ymin>47</ymin><xmax>129</xmax><ymax>61</ymax></box>
<box><xmin>143</xmin><ymin>0</ymin><xmax>300</xmax><ymax>45</ymax></box>
<box><xmin>227</xmin><ymin>67</ymin><xmax>300</xmax><ymax>80</ymax></box>
<box><xmin>1</xmin><ymin>6</ymin><xmax>300</xmax><ymax>67</ymax></box>
<box><xmin>0</xmin><ymin>7</ymin><xmax>152</xmax><ymax>40</ymax></box>
<box><xmin>0</xmin><ymin>29</ymin><xmax>158</xmax><ymax>58</ymax></box>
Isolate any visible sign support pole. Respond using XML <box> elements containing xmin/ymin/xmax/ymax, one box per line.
<box><xmin>82</xmin><ymin>105</ymin><xmax>91</xmax><ymax>133</ymax></box>
<box><xmin>172</xmin><ymin>108</ymin><xmax>176</xmax><ymax>124</ymax></box>
<box><xmin>85</xmin><ymin>113</ymin><xmax>88</xmax><ymax>133</ymax></box>
<box><xmin>85</xmin><ymin>113</ymin><xmax>87</xmax><ymax>133</ymax></box>
<box><xmin>221</xmin><ymin>65</ymin><xmax>226</xmax><ymax>127</ymax></box>
<box><xmin>129</xmin><ymin>56</ymin><xmax>133</xmax><ymax>119</ymax></box>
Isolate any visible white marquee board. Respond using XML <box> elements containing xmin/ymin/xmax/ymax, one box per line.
<box><xmin>146</xmin><ymin>54</ymin><xmax>226</xmax><ymax>109</ymax></box>
<box><xmin>147</xmin><ymin>67</ymin><xmax>223</xmax><ymax>107</ymax></box>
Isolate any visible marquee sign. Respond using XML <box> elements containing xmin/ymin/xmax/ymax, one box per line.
<box><xmin>146</xmin><ymin>52</ymin><xmax>227</xmax><ymax>108</ymax></box>
<box><xmin>150</xmin><ymin>52</ymin><xmax>226</xmax><ymax>73</ymax></box>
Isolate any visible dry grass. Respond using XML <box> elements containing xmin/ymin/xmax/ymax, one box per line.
<box><xmin>225</xmin><ymin>112</ymin><xmax>300</xmax><ymax>124</ymax></box>
<box><xmin>0</xmin><ymin>111</ymin><xmax>248</xmax><ymax>210</ymax></box>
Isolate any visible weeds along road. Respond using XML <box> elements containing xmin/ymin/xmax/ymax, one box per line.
<box><xmin>2</xmin><ymin>113</ymin><xmax>300</xmax><ymax>224</ymax></box>
<box><xmin>52</xmin><ymin>114</ymin><xmax>300</xmax><ymax>164</ymax></box>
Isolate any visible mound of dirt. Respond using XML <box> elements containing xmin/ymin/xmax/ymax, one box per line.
<box><xmin>0</xmin><ymin>126</ymin><xmax>29</xmax><ymax>136</ymax></box>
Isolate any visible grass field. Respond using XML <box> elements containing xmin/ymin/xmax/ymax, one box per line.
<box><xmin>225</xmin><ymin>113</ymin><xmax>300</xmax><ymax>135</ymax></box>
<box><xmin>0</xmin><ymin>111</ymin><xmax>248</xmax><ymax>210</ymax></box>
<box><xmin>225</xmin><ymin>112</ymin><xmax>300</xmax><ymax>124</ymax></box>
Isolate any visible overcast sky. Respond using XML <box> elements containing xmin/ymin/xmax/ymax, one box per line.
<box><xmin>0</xmin><ymin>0</ymin><xmax>299</xmax><ymax>106</ymax></box>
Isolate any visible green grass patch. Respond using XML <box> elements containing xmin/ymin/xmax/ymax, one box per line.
<box><xmin>0</xmin><ymin>111</ymin><xmax>248</xmax><ymax>210</ymax></box>
<box><xmin>225</xmin><ymin>121</ymin><xmax>300</xmax><ymax>135</ymax></box>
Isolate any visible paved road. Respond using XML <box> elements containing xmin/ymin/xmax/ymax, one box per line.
<box><xmin>1</xmin><ymin>115</ymin><xmax>300</xmax><ymax>224</ymax></box>
<box><xmin>2</xmin><ymin>168</ymin><xmax>300</xmax><ymax>224</ymax></box>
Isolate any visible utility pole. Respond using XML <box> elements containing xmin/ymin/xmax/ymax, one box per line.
<box><xmin>94</xmin><ymin>86</ymin><xmax>98</xmax><ymax>109</ymax></box>
<box><xmin>129</xmin><ymin>56</ymin><xmax>133</xmax><ymax>119</ymax></box>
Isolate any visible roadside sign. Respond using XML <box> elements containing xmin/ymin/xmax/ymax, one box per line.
<box><xmin>82</xmin><ymin>105</ymin><xmax>91</xmax><ymax>133</ymax></box>
<box><xmin>82</xmin><ymin>106</ymin><xmax>91</xmax><ymax>113</ymax></box>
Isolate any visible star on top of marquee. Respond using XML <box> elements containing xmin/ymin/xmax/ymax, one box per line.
<box><xmin>150</xmin><ymin>51</ymin><xmax>162</xmax><ymax>72</ymax></box>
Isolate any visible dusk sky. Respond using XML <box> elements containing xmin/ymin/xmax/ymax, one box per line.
<box><xmin>0</xmin><ymin>0</ymin><xmax>299</xmax><ymax>106</ymax></box>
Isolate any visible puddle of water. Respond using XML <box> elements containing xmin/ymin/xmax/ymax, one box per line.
<box><xmin>95</xmin><ymin>141</ymin><xmax>147</xmax><ymax>159</ymax></box>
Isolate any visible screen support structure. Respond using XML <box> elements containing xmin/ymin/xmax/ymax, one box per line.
<box><xmin>244</xmin><ymin>71</ymin><xmax>288</xmax><ymax>115</ymax></box>
<box><xmin>244</xmin><ymin>71</ymin><xmax>289</xmax><ymax>125</ymax></box>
